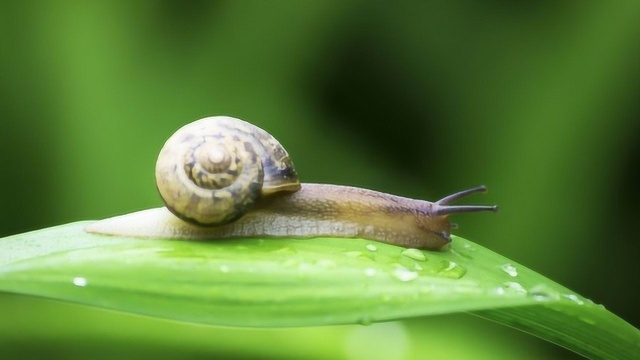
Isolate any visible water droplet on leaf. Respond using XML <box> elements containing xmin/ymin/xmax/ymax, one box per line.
<box><xmin>493</xmin><ymin>287</ymin><xmax>506</xmax><ymax>295</ymax></box>
<box><xmin>504</xmin><ymin>281</ymin><xmax>527</xmax><ymax>294</ymax></box>
<box><xmin>392</xmin><ymin>266</ymin><xmax>419</xmax><ymax>282</ymax></box>
<box><xmin>72</xmin><ymin>277</ymin><xmax>88</xmax><ymax>287</ymax></box>
<box><xmin>529</xmin><ymin>284</ymin><xmax>560</xmax><ymax>302</ymax></box>
<box><xmin>562</xmin><ymin>293</ymin><xmax>585</xmax><ymax>305</ymax></box>
<box><xmin>401</xmin><ymin>248</ymin><xmax>426</xmax><ymax>261</ymax></box>
<box><xmin>365</xmin><ymin>268</ymin><xmax>377</xmax><ymax>277</ymax></box>
<box><xmin>501</xmin><ymin>263</ymin><xmax>518</xmax><ymax>277</ymax></box>
<box><xmin>438</xmin><ymin>261</ymin><xmax>466</xmax><ymax>279</ymax></box>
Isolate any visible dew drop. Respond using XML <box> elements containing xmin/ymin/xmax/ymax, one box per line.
<box><xmin>344</xmin><ymin>251</ymin><xmax>363</xmax><ymax>258</ymax></box>
<box><xmin>401</xmin><ymin>248</ymin><xmax>426</xmax><ymax>261</ymax></box>
<box><xmin>438</xmin><ymin>261</ymin><xmax>466</xmax><ymax>279</ymax></box>
<box><xmin>562</xmin><ymin>293</ymin><xmax>585</xmax><ymax>305</ymax></box>
<box><xmin>365</xmin><ymin>268</ymin><xmax>377</xmax><ymax>277</ymax></box>
<box><xmin>358</xmin><ymin>316</ymin><xmax>373</xmax><ymax>326</ymax></box>
<box><xmin>493</xmin><ymin>287</ymin><xmax>506</xmax><ymax>295</ymax></box>
<box><xmin>219</xmin><ymin>265</ymin><xmax>230</xmax><ymax>273</ymax></box>
<box><xmin>529</xmin><ymin>284</ymin><xmax>560</xmax><ymax>302</ymax></box>
<box><xmin>583</xmin><ymin>298</ymin><xmax>596</xmax><ymax>306</ymax></box>
<box><xmin>72</xmin><ymin>277</ymin><xmax>88</xmax><ymax>287</ymax></box>
<box><xmin>366</xmin><ymin>244</ymin><xmax>378</xmax><ymax>252</ymax></box>
<box><xmin>392</xmin><ymin>266</ymin><xmax>419</xmax><ymax>282</ymax></box>
<box><xmin>413</xmin><ymin>263</ymin><xmax>423</xmax><ymax>271</ymax></box>
<box><xmin>504</xmin><ymin>281</ymin><xmax>527</xmax><ymax>294</ymax></box>
<box><xmin>501</xmin><ymin>263</ymin><xmax>518</xmax><ymax>277</ymax></box>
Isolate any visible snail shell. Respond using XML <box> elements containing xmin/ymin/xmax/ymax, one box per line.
<box><xmin>155</xmin><ymin>116</ymin><xmax>300</xmax><ymax>226</ymax></box>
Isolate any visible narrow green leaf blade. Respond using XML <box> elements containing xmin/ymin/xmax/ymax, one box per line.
<box><xmin>0</xmin><ymin>222</ymin><xmax>638</xmax><ymax>359</ymax></box>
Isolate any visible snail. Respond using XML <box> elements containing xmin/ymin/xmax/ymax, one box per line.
<box><xmin>85</xmin><ymin>116</ymin><xmax>497</xmax><ymax>250</ymax></box>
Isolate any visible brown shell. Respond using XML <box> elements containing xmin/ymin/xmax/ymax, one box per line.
<box><xmin>155</xmin><ymin>116</ymin><xmax>300</xmax><ymax>226</ymax></box>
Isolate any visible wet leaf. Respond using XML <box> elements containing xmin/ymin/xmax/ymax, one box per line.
<box><xmin>0</xmin><ymin>222</ymin><xmax>638</xmax><ymax>359</ymax></box>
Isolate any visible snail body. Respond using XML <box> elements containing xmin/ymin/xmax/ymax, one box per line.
<box><xmin>86</xmin><ymin>116</ymin><xmax>497</xmax><ymax>250</ymax></box>
<box><xmin>87</xmin><ymin>183</ymin><xmax>495</xmax><ymax>249</ymax></box>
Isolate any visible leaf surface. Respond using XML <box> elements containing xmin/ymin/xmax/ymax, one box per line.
<box><xmin>0</xmin><ymin>222</ymin><xmax>638</xmax><ymax>359</ymax></box>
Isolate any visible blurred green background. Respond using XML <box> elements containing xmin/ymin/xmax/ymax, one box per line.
<box><xmin>1</xmin><ymin>1</ymin><xmax>639</xmax><ymax>359</ymax></box>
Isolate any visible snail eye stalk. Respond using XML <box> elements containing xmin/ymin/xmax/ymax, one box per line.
<box><xmin>433</xmin><ymin>186</ymin><xmax>498</xmax><ymax>216</ymax></box>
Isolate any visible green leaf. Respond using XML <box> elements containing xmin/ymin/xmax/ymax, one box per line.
<box><xmin>0</xmin><ymin>222</ymin><xmax>638</xmax><ymax>359</ymax></box>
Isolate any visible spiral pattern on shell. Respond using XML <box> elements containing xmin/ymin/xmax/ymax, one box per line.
<box><xmin>155</xmin><ymin>116</ymin><xmax>300</xmax><ymax>226</ymax></box>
